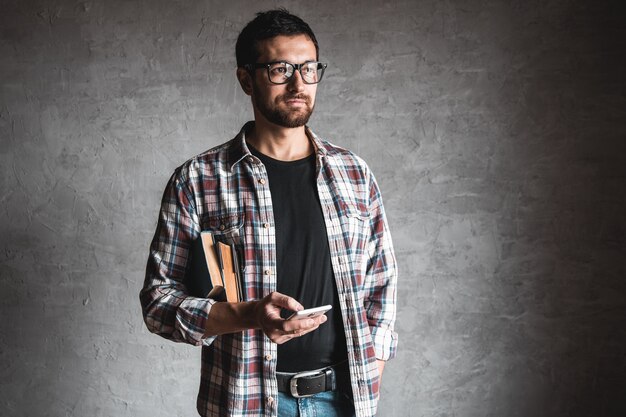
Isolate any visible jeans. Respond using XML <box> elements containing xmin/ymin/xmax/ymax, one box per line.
<box><xmin>277</xmin><ymin>391</ymin><xmax>355</xmax><ymax>417</ymax></box>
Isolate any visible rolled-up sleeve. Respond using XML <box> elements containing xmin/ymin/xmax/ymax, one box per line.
<box><xmin>140</xmin><ymin>170</ymin><xmax>217</xmax><ymax>346</ymax></box>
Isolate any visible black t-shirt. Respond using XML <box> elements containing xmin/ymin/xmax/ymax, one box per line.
<box><xmin>249</xmin><ymin>144</ymin><xmax>348</xmax><ymax>372</ymax></box>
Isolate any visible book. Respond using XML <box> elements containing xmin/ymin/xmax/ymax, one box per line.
<box><xmin>185</xmin><ymin>232</ymin><xmax>243</xmax><ymax>302</ymax></box>
<box><xmin>201</xmin><ymin>232</ymin><xmax>225</xmax><ymax>289</ymax></box>
<box><xmin>230</xmin><ymin>242</ymin><xmax>244</xmax><ymax>302</ymax></box>
<box><xmin>218</xmin><ymin>241</ymin><xmax>241</xmax><ymax>302</ymax></box>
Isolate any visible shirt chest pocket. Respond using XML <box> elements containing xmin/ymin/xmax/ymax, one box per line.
<box><xmin>337</xmin><ymin>200</ymin><xmax>370</xmax><ymax>252</ymax></box>
<box><xmin>201</xmin><ymin>212</ymin><xmax>245</xmax><ymax>248</ymax></box>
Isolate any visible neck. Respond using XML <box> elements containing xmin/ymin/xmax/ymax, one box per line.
<box><xmin>247</xmin><ymin>119</ymin><xmax>313</xmax><ymax>161</ymax></box>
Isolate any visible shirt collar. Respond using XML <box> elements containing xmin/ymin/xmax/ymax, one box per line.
<box><xmin>226</xmin><ymin>121</ymin><xmax>255</xmax><ymax>171</ymax></box>
<box><xmin>228</xmin><ymin>121</ymin><xmax>329</xmax><ymax>172</ymax></box>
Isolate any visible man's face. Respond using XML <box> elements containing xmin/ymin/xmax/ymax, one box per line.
<box><xmin>249</xmin><ymin>34</ymin><xmax>318</xmax><ymax>128</ymax></box>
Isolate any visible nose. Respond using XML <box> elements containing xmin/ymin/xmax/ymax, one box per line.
<box><xmin>286</xmin><ymin>68</ymin><xmax>305</xmax><ymax>92</ymax></box>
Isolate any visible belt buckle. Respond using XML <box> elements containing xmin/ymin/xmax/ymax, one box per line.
<box><xmin>289</xmin><ymin>368</ymin><xmax>330</xmax><ymax>398</ymax></box>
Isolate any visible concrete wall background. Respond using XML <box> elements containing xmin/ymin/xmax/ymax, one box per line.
<box><xmin>1</xmin><ymin>0</ymin><xmax>625</xmax><ymax>416</ymax></box>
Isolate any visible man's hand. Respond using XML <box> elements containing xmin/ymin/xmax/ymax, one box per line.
<box><xmin>254</xmin><ymin>292</ymin><xmax>327</xmax><ymax>344</ymax></box>
<box><xmin>377</xmin><ymin>359</ymin><xmax>385</xmax><ymax>379</ymax></box>
<box><xmin>204</xmin><ymin>292</ymin><xmax>327</xmax><ymax>342</ymax></box>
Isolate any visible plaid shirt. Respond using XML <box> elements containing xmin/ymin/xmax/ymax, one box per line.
<box><xmin>140</xmin><ymin>122</ymin><xmax>398</xmax><ymax>417</ymax></box>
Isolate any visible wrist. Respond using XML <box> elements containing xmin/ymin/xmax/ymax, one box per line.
<box><xmin>205</xmin><ymin>301</ymin><xmax>261</xmax><ymax>337</ymax></box>
<box><xmin>223</xmin><ymin>300</ymin><xmax>260</xmax><ymax>331</ymax></box>
<box><xmin>243</xmin><ymin>300</ymin><xmax>262</xmax><ymax>329</ymax></box>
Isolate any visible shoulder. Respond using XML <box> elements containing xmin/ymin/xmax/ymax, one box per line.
<box><xmin>319</xmin><ymin>138</ymin><xmax>373</xmax><ymax>182</ymax></box>
<box><xmin>171</xmin><ymin>137</ymin><xmax>240</xmax><ymax>186</ymax></box>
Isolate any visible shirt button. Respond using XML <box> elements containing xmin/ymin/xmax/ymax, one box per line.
<box><xmin>263</xmin><ymin>223</ymin><xmax>270</xmax><ymax>229</ymax></box>
<box><xmin>266</xmin><ymin>396</ymin><xmax>274</xmax><ymax>406</ymax></box>
<box><xmin>258</xmin><ymin>178</ymin><xmax>266</xmax><ymax>185</ymax></box>
<box><xmin>264</xmin><ymin>269</ymin><xmax>271</xmax><ymax>276</ymax></box>
<box><xmin>265</xmin><ymin>354</ymin><xmax>272</xmax><ymax>361</ymax></box>
<box><xmin>219</xmin><ymin>224</ymin><xmax>226</xmax><ymax>231</ymax></box>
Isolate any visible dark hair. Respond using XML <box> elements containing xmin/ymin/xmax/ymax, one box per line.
<box><xmin>235</xmin><ymin>8</ymin><xmax>319</xmax><ymax>67</ymax></box>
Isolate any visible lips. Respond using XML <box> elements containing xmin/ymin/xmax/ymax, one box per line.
<box><xmin>283</xmin><ymin>95</ymin><xmax>309</xmax><ymax>105</ymax></box>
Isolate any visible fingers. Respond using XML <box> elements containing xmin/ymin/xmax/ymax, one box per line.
<box><xmin>255</xmin><ymin>292</ymin><xmax>299</xmax><ymax>322</ymax></box>
<box><xmin>267</xmin><ymin>292</ymin><xmax>303</xmax><ymax>312</ymax></box>
<box><xmin>268</xmin><ymin>314</ymin><xmax>328</xmax><ymax>345</ymax></box>
<box><xmin>282</xmin><ymin>314</ymin><xmax>327</xmax><ymax>336</ymax></box>
<box><xmin>288</xmin><ymin>320</ymin><xmax>324</xmax><ymax>338</ymax></box>
<box><xmin>273</xmin><ymin>327</ymin><xmax>316</xmax><ymax>344</ymax></box>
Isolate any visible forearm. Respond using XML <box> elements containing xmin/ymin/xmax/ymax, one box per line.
<box><xmin>204</xmin><ymin>301</ymin><xmax>260</xmax><ymax>337</ymax></box>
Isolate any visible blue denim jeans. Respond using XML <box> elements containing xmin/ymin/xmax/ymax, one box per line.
<box><xmin>277</xmin><ymin>391</ymin><xmax>355</xmax><ymax>417</ymax></box>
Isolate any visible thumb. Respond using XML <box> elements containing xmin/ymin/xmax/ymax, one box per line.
<box><xmin>268</xmin><ymin>291</ymin><xmax>303</xmax><ymax>313</ymax></box>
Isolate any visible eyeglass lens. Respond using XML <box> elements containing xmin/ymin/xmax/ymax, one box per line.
<box><xmin>268</xmin><ymin>62</ymin><xmax>323</xmax><ymax>84</ymax></box>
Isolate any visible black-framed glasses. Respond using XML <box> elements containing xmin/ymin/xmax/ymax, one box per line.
<box><xmin>244</xmin><ymin>61</ymin><xmax>328</xmax><ymax>85</ymax></box>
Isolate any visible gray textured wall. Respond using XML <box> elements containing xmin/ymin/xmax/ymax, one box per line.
<box><xmin>1</xmin><ymin>1</ymin><xmax>625</xmax><ymax>416</ymax></box>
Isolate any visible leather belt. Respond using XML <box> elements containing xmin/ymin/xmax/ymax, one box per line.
<box><xmin>276</xmin><ymin>363</ymin><xmax>349</xmax><ymax>398</ymax></box>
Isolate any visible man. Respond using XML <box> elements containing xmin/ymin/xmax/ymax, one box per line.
<box><xmin>140</xmin><ymin>9</ymin><xmax>397</xmax><ymax>417</ymax></box>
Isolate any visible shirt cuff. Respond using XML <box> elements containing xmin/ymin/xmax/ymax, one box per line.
<box><xmin>175</xmin><ymin>296</ymin><xmax>217</xmax><ymax>346</ymax></box>
<box><xmin>371</xmin><ymin>326</ymin><xmax>398</xmax><ymax>361</ymax></box>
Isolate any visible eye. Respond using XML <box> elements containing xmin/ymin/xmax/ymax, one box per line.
<box><xmin>269</xmin><ymin>63</ymin><xmax>288</xmax><ymax>75</ymax></box>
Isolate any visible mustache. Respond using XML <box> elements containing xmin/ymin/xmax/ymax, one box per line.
<box><xmin>281</xmin><ymin>94</ymin><xmax>310</xmax><ymax>103</ymax></box>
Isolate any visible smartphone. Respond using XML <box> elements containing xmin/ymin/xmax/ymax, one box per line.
<box><xmin>287</xmin><ymin>304</ymin><xmax>332</xmax><ymax>320</ymax></box>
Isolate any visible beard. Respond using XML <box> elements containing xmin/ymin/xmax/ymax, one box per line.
<box><xmin>252</xmin><ymin>85</ymin><xmax>315</xmax><ymax>128</ymax></box>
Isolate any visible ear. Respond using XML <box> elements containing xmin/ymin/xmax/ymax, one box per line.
<box><xmin>237</xmin><ymin>67</ymin><xmax>253</xmax><ymax>96</ymax></box>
